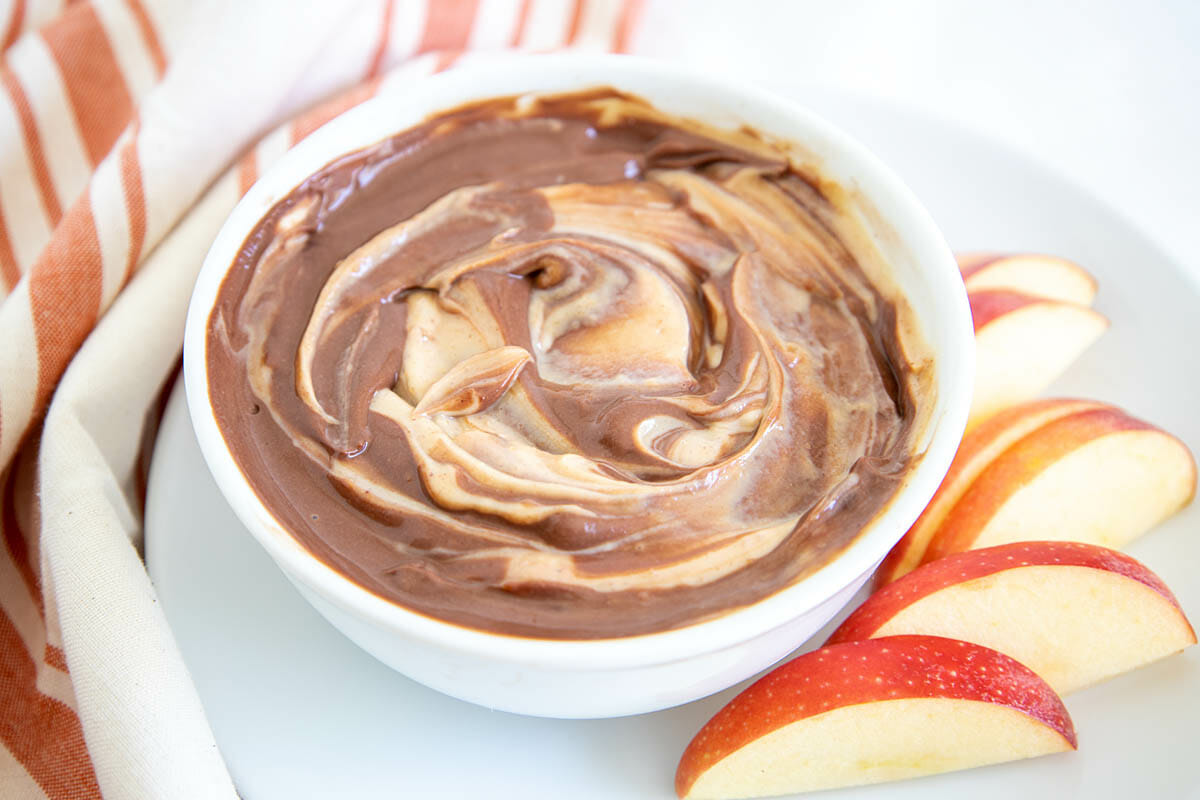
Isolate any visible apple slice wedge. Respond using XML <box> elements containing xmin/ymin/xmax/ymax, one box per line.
<box><xmin>878</xmin><ymin>399</ymin><xmax>1197</xmax><ymax>584</ymax></box>
<box><xmin>831</xmin><ymin>542</ymin><xmax>1196</xmax><ymax>695</ymax></box>
<box><xmin>876</xmin><ymin>398</ymin><xmax>1106</xmax><ymax>586</ymax></box>
<box><xmin>969</xmin><ymin>289</ymin><xmax>1108</xmax><ymax>426</ymax></box>
<box><xmin>921</xmin><ymin>403</ymin><xmax>1196</xmax><ymax>564</ymax></box>
<box><xmin>959</xmin><ymin>252</ymin><xmax>1098</xmax><ymax>305</ymax></box>
<box><xmin>675</xmin><ymin>636</ymin><xmax>1075</xmax><ymax>799</ymax></box>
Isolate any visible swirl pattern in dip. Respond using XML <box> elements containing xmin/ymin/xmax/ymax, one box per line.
<box><xmin>207</xmin><ymin>90</ymin><xmax>934</xmax><ymax>638</ymax></box>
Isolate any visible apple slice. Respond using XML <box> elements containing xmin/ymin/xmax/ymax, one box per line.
<box><xmin>921</xmin><ymin>403</ymin><xmax>1196</xmax><ymax>565</ymax></box>
<box><xmin>959</xmin><ymin>252</ymin><xmax>1098</xmax><ymax>305</ymax></box>
<box><xmin>831</xmin><ymin>542</ymin><xmax>1196</xmax><ymax>695</ymax></box>
<box><xmin>675</xmin><ymin>636</ymin><xmax>1075</xmax><ymax>799</ymax></box>
<box><xmin>876</xmin><ymin>398</ymin><xmax>1106</xmax><ymax>586</ymax></box>
<box><xmin>878</xmin><ymin>399</ymin><xmax>1197</xmax><ymax>584</ymax></box>
<box><xmin>969</xmin><ymin>289</ymin><xmax>1108</xmax><ymax>426</ymax></box>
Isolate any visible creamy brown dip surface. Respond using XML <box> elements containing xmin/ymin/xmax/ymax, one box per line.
<box><xmin>207</xmin><ymin>89</ymin><xmax>934</xmax><ymax>639</ymax></box>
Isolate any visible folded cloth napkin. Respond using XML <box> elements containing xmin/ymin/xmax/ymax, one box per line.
<box><xmin>0</xmin><ymin>2</ymin><xmax>643</xmax><ymax>797</ymax></box>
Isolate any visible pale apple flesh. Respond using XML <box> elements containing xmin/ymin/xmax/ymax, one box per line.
<box><xmin>831</xmin><ymin>542</ymin><xmax>1197</xmax><ymax>695</ymax></box>
<box><xmin>880</xmin><ymin>400</ymin><xmax>1197</xmax><ymax>585</ymax></box>
<box><xmin>923</xmin><ymin>407</ymin><xmax>1197</xmax><ymax>563</ymax></box>
<box><xmin>675</xmin><ymin>636</ymin><xmax>1075</xmax><ymax>799</ymax></box>
<box><xmin>969</xmin><ymin>292</ymin><xmax>1108</xmax><ymax>427</ymax></box>
<box><xmin>876</xmin><ymin>398</ymin><xmax>1105</xmax><ymax>586</ymax></box>
<box><xmin>959</xmin><ymin>252</ymin><xmax>1098</xmax><ymax>305</ymax></box>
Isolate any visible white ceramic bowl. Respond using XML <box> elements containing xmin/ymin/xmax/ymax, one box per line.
<box><xmin>184</xmin><ymin>54</ymin><xmax>973</xmax><ymax>719</ymax></box>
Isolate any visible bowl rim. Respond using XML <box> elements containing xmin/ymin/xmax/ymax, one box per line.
<box><xmin>183</xmin><ymin>52</ymin><xmax>974</xmax><ymax>671</ymax></box>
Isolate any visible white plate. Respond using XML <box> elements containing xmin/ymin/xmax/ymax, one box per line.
<box><xmin>146</xmin><ymin>89</ymin><xmax>1200</xmax><ymax>800</ymax></box>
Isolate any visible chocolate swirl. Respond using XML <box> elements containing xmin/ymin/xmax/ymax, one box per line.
<box><xmin>207</xmin><ymin>91</ymin><xmax>933</xmax><ymax>638</ymax></box>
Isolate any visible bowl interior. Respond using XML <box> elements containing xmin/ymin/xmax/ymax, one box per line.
<box><xmin>184</xmin><ymin>53</ymin><xmax>973</xmax><ymax>670</ymax></box>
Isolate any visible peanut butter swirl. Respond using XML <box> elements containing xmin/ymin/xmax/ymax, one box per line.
<box><xmin>207</xmin><ymin>90</ymin><xmax>933</xmax><ymax>638</ymax></box>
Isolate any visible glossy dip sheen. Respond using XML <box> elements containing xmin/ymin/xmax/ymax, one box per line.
<box><xmin>206</xmin><ymin>89</ymin><xmax>934</xmax><ymax>639</ymax></box>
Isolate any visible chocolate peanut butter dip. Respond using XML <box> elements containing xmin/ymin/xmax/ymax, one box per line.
<box><xmin>207</xmin><ymin>89</ymin><xmax>934</xmax><ymax>639</ymax></box>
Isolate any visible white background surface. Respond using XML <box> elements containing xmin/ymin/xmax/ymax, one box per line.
<box><xmin>636</xmin><ymin>0</ymin><xmax>1200</xmax><ymax>284</ymax></box>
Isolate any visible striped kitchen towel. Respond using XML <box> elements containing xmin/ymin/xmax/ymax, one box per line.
<box><xmin>0</xmin><ymin>2</ymin><xmax>643</xmax><ymax>797</ymax></box>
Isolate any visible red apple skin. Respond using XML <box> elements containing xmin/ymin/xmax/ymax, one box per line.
<box><xmin>674</xmin><ymin>636</ymin><xmax>1076</xmax><ymax>798</ymax></box>
<box><xmin>874</xmin><ymin>398</ymin><xmax>1106</xmax><ymax>587</ymax></box>
<box><xmin>922</xmin><ymin>407</ymin><xmax>1155</xmax><ymax>563</ymax></box>
<box><xmin>830</xmin><ymin>541</ymin><xmax>1196</xmax><ymax>645</ymax></box>
<box><xmin>968</xmin><ymin>289</ymin><xmax>1047</xmax><ymax>331</ymax></box>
